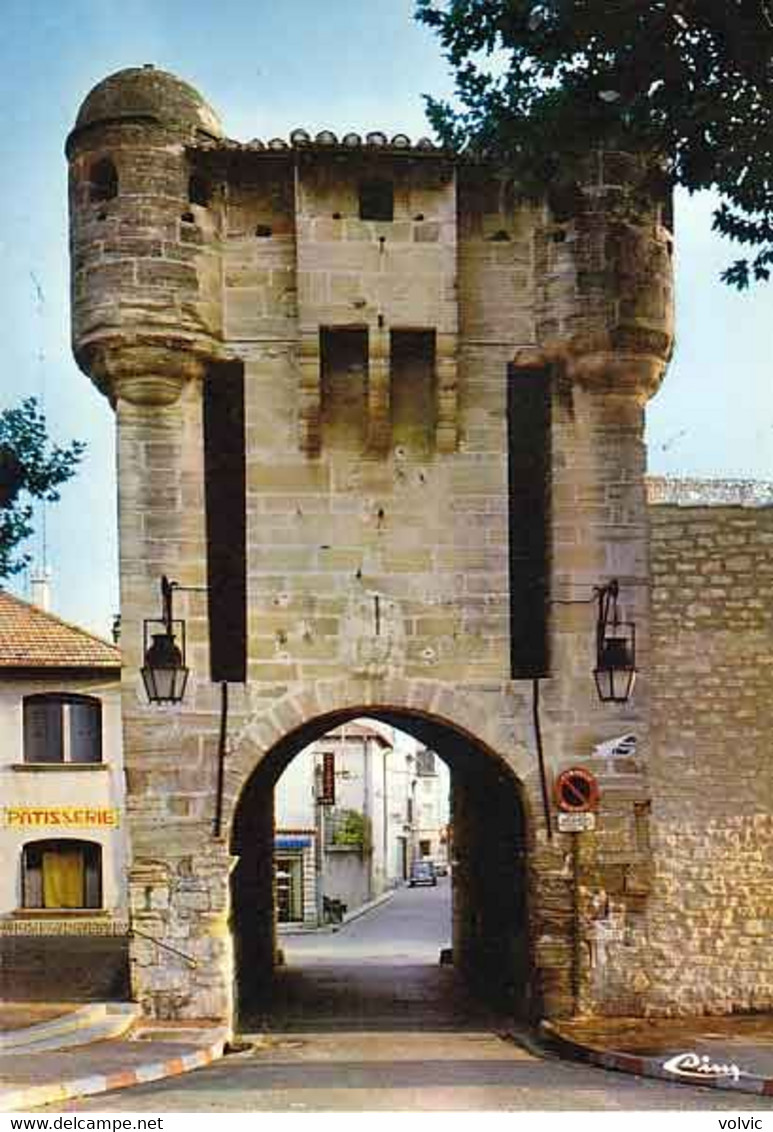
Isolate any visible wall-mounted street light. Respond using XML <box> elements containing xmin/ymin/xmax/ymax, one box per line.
<box><xmin>553</xmin><ymin>577</ymin><xmax>637</xmax><ymax>705</ymax></box>
<box><xmin>593</xmin><ymin>580</ymin><xmax>636</xmax><ymax>704</ymax></box>
<box><xmin>141</xmin><ymin>574</ymin><xmax>230</xmax><ymax>837</ymax></box>
<box><xmin>534</xmin><ymin>577</ymin><xmax>639</xmax><ymax>841</ymax></box>
<box><xmin>141</xmin><ymin>575</ymin><xmax>189</xmax><ymax>704</ymax></box>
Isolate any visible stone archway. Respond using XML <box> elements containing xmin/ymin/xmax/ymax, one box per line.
<box><xmin>229</xmin><ymin>698</ymin><xmax>534</xmax><ymax>1027</ymax></box>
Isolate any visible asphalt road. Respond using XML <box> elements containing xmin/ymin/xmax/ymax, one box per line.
<box><xmin>57</xmin><ymin>881</ymin><xmax>773</xmax><ymax>1112</ymax></box>
<box><xmin>283</xmin><ymin>874</ymin><xmax>454</xmax><ymax>966</ymax></box>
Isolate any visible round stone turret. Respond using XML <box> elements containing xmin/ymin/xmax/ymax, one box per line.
<box><xmin>72</xmin><ymin>65</ymin><xmax>223</xmax><ymax>142</ymax></box>
<box><xmin>67</xmin><ymin>66</ymin><xmax>224</xmax><ymax>405</ymax></box>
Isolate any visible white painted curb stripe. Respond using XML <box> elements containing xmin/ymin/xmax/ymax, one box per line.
<box><xmin>0</xmin><ymin>1033</ymin><xmax>226</xmax><ymax>1112</ymax></box>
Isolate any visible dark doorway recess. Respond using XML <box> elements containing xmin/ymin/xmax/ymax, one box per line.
<box><xmin>230</xmin><ymin>707</ymin><xmax>532</xmax><ymax>1031</ymax></box>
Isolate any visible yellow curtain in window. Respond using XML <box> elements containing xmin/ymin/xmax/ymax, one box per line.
<box><xmin>43</xmin><ymin>848</ymin><xmax>84</xmax><ymax>908</ymax></box>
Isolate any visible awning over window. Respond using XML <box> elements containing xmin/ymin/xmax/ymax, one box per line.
<box><xmin>275</xmin><ymin>836</ymin><xmax>312</xmax><ymax>851</ymax></box>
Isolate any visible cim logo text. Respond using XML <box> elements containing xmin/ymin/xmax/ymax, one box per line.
<box><xmin>662</xmin><ymin>1051</ymin><xmax>748</xmax><ymax>1083</ymax></box>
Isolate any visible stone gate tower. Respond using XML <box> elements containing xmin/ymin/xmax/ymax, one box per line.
<box><xmin>67</xmin><ymin>66</ymin><xmax>674</xmax><ymax>1025</ymax></box>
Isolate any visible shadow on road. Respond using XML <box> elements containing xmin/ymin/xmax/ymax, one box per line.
<box><xmin>242</xmin><ymin>961</ymin><xmax>517</xmax><ymax>1034</ymax></box>
<box><xmin>240</xmin><ymin>883</ymin><xmax>523</xmax><ymax>1035</ymax></box>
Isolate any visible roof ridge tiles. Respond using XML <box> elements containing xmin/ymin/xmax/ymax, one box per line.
<box><xmin>193</xmin><ymin>131</ymin><xmax>448</xmax><ymax>155</ymax></box>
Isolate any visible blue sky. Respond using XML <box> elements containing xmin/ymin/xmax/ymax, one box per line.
<box><xmin>1</xmin><ymin>0</ymin><xmax>771</xmax><ymax>636</ymax></box>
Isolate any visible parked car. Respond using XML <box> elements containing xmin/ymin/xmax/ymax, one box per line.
<box><xmin>434</xmin><ymin>861</ymin><xmax>449</xmax><ymax>877</ymax></box>
<box><xmin>408</xmin><ymin>860</ymin><xmax>437</xmax><ymax>887</ymax></box>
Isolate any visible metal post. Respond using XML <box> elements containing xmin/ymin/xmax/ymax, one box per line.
<box><xmin>570</xmin><ymin>831</ymin><xmax>586</xmax><ymax>1016</ymax></box>
<box><xmin>531</xmin><ymin>678</ymin><xmax>553</xmax><ymax>841</ymax></box>
<box><xmin>363</xmin><ymin>735</ymin><xmax>373</xmax><ymax>900</ymax></box>
<box><xmin>382</xmin><ymin>742</ymin><xmax>389</xmax><ymax>890</ymax></box>
<box><xmin>212</xmin><ymin>681</ymin><xmax>228</xmax><ymax>838</ymax></box>
<box><xmin>314</xmin><ymin>763</ymin><xmax>325</xmax><ymax>927</ymax></box>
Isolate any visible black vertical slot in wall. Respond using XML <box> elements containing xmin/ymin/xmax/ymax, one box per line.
<box><xmin>507</xmin><ymin>364</ymin><xmax>551</xmax><ymax>678</ymax></box>
<box><xmin>203</xmin><ymin>361</ymin><xmax>247</xmax><ymax>683</ymax></box>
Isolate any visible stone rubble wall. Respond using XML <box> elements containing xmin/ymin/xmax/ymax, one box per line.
<box><xmin>646</xmin><ymin>501</ymin><xmax>773</xmax><ymax>1015</ymax></box>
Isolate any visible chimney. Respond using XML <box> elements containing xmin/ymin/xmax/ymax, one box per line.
<box><xmin>30</xmin><ymin>567</ymin><xmax>52</xmax><ymax>612</ymax></box>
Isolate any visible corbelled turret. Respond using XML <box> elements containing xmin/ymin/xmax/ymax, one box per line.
<box><xmin>66</xmin><ymin>65</ymin><xmax>225</xmax><ymax>405</ymax></box>
<box><xmin>531</xmin><ymin>150</ymin><xmax>674</xmax><ymax>400</ymax></box>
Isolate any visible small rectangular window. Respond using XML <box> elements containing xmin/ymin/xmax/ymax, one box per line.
<box><xmin>416</xmin><ymin>749</ymin><xmax>436</xmax><ymax>777</ymax></box>
<box><xmin>22</xmin><ymin>841</ymin><xmax>102</xmax><ymax>909</ymax></box>
<box><xmin>23</xmin><ymin>696</ymin><xmax>102</xmax><ymax>764</ymax></box>
<box><xmin>24</xmin><ymin>701</ymin><xmax>62</xmax><ymax>763</ymax></box>
<box><xmin>359</xmin><ymin>179</ymin><xmax>394</xmax><ymax>222</ymax></box>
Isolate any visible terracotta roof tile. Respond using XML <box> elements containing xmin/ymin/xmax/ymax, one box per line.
<box><xmin>0</xmin><ymin>589</ymin><xmax>121</xmax><ymax>670</ymax></box>
<box><xmin>194</xmin><ymin>131</ymin><xmax>448</xmax><ymax>158</ymax></box>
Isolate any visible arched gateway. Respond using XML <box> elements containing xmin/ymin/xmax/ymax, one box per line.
<box><xmin>66</xmin><ymin>66</ymin><xmax>674</xmax><ymax>1028</ymax></box>
<box><xmin>230</xmin><ymin>698</ymin><xmax>531</xmax><ymax>1024</ymax></box>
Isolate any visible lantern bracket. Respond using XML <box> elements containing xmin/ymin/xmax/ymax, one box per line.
<box><xmin>141</xmin><ymin>575</ymin><xmax>207</xmax><ymax>705</ymax></box>
<box><xmin>552</xmin><ymin>578</ymin><xmax>637</xmax><ymax>704</ymax></box>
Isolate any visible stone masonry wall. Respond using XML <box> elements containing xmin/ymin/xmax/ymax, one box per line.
<box><xmin>647</xmin><ymin>490</ymin><xmax>773</xmax><ymax>1015</ymax></box>
<box><xmin>67</xmin><ymin>67</ymin><xmax>675</xmax><ymax>1024</ymax></box>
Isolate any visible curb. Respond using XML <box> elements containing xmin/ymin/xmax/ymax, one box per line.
<box><xmin>0</xmin><ymin>1029</ymin><xmax>227</xmax><ymax>1113</ymax></box>
<box><xmin>279</xmin><ymin>887</ymin><xmax>396</xmax><ymax>936</ymax></box>
<box><xmin>337</xmin><ymin>888</ymin><xmax>395</xmax><ymax>929</ymax></box>
<box><xmin>539</xmin><ymin>1020</ymin><xmax>773</xmax><ymax>1097</ymax></box>
<box><xmin>0</xmin><ymin>1006</ymin><xmax>107</xmax><ymax>1052</ymax></box>
<box><xmin>1</xmin><ymin>1004</ymin><xmax>140</xmax><ymax>1054</ymax></box>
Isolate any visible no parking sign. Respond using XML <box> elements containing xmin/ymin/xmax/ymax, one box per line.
<box><xmin>555</xmin><ymin>767</ymin><xmax>599</xmax><ymax>813</ymax></box>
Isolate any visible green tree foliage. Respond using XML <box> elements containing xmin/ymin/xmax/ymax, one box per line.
<box><xmin>331</xmin><ymin>809</ymin><xmax>372</xmax><ymax>853</ymax></box>
<box><xmin>0</xmin><ymin>398</ymin><xmax>85</xmax><ymax>579</ymax></box>
<box><xmin>416</xmin><ymin>0</ymin><xmax>773</xmax><ymax>286</ymax></box>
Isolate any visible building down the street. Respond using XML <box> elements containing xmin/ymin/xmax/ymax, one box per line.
<box><xmin>0</xmin><ymin>588</ymin><xmax>126</xmax><ymax>1000</ymax></box>
<box><xmin>60</xmin><ymin>64</ymin><xmax>772</xmax><ymax>1025</ymax></box>
<box><xmin>274</xmin><ymin>719</ymin><xmax>450</xmax><ymax>926</ymax></box>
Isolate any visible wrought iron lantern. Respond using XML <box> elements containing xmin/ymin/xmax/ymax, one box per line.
<box><xmin>141</xmin><ymin>575</ymin><xmax>189</xmax><ymax>704</ymax></box>
<box><xmin>593</xmin><ymin>579</ymin><xmax>636</xmax><ymax>704</ymax></box>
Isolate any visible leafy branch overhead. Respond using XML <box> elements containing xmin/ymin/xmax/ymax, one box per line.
<box><xmin>416</xmin><ymin>0</ymin><xmax>773</xmax><ymax>287</ymax></box>
<box><xmin>0</xmin><ymin>398</ymin><xmax>85</xmax><ymax>579</ymax></box>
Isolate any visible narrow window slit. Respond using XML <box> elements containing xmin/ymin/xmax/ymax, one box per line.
<box><xmin>89</xmin><ymin>157</ymin><xmax>118</xmax><ymax>203</ymax></box>
<box><xmin>203</xmin><ymin>361</ymin><xmax>247</xmax><ymax>683</ymax></box>
<box><xmin>507</xmin><ymin>364</ymin><xmax>552</xmax><ymax>678</ymax></box>
<box><xmin>188</xmin><ymin>173</ymin><xmax>211</xmax><ymax>207</ymax></box>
